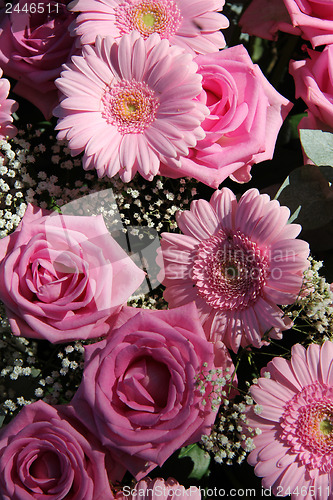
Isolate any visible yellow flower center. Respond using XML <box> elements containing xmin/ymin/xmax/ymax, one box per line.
<box><xmin>142</xmin><ymin>11</ymin><xmax>156</xmax><ymax>27</ymax></box>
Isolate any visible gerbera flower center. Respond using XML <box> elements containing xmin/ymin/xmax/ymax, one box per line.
<box><xmin>192</xmin><ymin>229</ymin><xmax>269</xmax><ymax>311</ymax></box>
<box><xmin>102</xmin><ymin>80</ymin><xmax>159</xmax><ymax>134</ymax></box>
<box><xmin>115</xmin><ymin>0</ymin><xmax>183</xmax><ymax>39</ymax></box>
<box><xmin>280</xmin><ymin>382</ymin><xmax>333</xmax><ymax>472</ymax></box>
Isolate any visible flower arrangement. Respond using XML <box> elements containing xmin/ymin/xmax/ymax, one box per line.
<box><xmin>0</xmin><ymin>0</ymin><xmax>333</xmax><ymax>499</ymax></box>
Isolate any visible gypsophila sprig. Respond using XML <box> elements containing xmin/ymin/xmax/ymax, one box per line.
<box><xmin>283</xmin><ymin>257</ymin><xmax>333</xmax><ymax>341</ymax></box>
<box><xmin>0</xmin><ymin>137</ymin><xmax>29</xmax><ymax>236</ymax></box>
<box><xmin>201</xmin><ymin>397</ymin><xmax>260</xmax><ymax>465</ymax></box>
<box><xmin>0</xmin><ymin>330</ymin><xmax>86</xmax><ymax>424</ymax></box>
<box><xmin>195</xmin><ymin>364</ymin><xmax>227</xmax><ymax>413</ymax></box>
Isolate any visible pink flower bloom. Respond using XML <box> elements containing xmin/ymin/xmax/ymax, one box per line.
<box><xmin>290</xmin><ymin>45</ymin><xmax>333</xmax><ymax>130</ymax></box>
<box><xmin>70</xmin><ymin>303</ymin><xmax>217</xmax><ymax>479</ymax></box>
<box><xmin>0</xmin><ymin>68</ymin><xmax>18</xmax><ymax>139</ymax></box>
<box><xmin>0</xmin><ymin>204</ymin><xmax>144</xmax><ymax>343</ymax></box>
<box><xmin>158</xmin><ymin>188</ymin><xmax>310</xmax><ymax>352</ymax></box>
<box><xmin>240</xmin><ymin>0</ymin><xmax>333</xmax><ymax>48</ymax></box>
<box><xmin>54</xmin><ymin>32</ymin><xmax>208</xmax><ymax>182</ymax></box>
<box><xmin>283</xmin><ymin>0</ymin><xmax>333</xmax><ymax>47</ymax></box>
<box><xmin>116</xmin><ymin>477</ymin><xmax>201</xmax><ymax>500</ymax></box>
<box><xmin>0</xmin><ymin>400</ymin><xmax>124</xmax><ymax>499</ymax></box>
<box><xmin>239</xmin><ymin>0</ymin><xmax>299</xmax><ymax>41</ymax></box>
<box><xmin>68</xmin><ymin>0</ymin><xmax>229</xmax><ymax>55</ymax></box>
<box><xmin>159</xmin><ymin>45</ymin><xmax>293</xmax><ymax>187</ymax></box>
<box><xmin>0</xmin><ymin>0</ymin><xmax>76</xmax><ymax>119</ymax></box>
<box><xmin>245</xmin><ymin>341</ymin><xmax>333</xmax><ymax>500</ymax></box>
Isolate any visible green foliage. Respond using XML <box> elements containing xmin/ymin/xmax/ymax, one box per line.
<box><xmin>300</xmin><ymin>129</ymin><xmax>333</xmax><ymax>167</ymax></box>
<box><xmin>275</xmin><ymin>165</ymin><xmax>333</xmax><ymax>229</ymax></box>
<box><xmin>178</xmin><ymin>444</ymin><xmax>211</xmax><ymax>480</ymax></box>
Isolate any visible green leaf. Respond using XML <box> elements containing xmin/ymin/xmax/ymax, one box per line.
<box><xmin>250</xmin><ymin>37</ymin><xmax>265</xmax><ymax>62</ymax></box>
<box><xmin>0</xmin><ymin>412</ymin><xmax>5</xmax><ymax>429</ymax></box>
<box><xmin>31</xmin><ymin>368</ymin><xmax>41</xmax><ymax>378</ymax></box>
<box><xmin>178</xmin><ymin>444</ymin><xmax>211</xmax><ymax>480</ymax></box>
<box><xmin>299</xmin><ymin>129</ymin><xmax>333</xmax><ymax>167</ymax></box>
<box><xmin>275</xmin><ymin>165</ymin><xmax>333</xmax><ymax>229</ymax></box>
<box><xmin>288</xmin><ymin>205</ymin><xmax>301</xmax><ymax>224</ymax></box>
<box><xmin>287</xmin><ymin>113</ymin><xmax>307</xmax><ymax>141</ymax></box>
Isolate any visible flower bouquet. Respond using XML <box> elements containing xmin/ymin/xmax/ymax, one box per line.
<box><xmin>0</xmin><ymin>0</ymin><xmax>333</xmax><ymax>499</ymax></box>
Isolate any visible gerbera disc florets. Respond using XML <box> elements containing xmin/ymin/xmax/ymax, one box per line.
<box><xmin>280</xmin><ymin>382</ymin><xmax>333</xmax><ymax>473</ymax></box>
<box><xmin>115</xmin><ymin>0</ymin><xmax>183</xmax><ymax>39</ymax></box>
<box><xmin>102</xmin><ymin>80</ymin><xmax>159</xmax><ymax>134</ymax></box>
<box><xmin>192</xmin><ymin>229</ymin><xmax>269</xmax><ymax>311</ymax></box>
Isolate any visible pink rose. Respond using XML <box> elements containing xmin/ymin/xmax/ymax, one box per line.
<box><xmin>159</xmin><ymin>45</ymin><xmax>292</xmax><ymax>187</ymax></box>
<box><xmin>290</xmin><ymin>45</ymin><xmax>333</xmax><ymax>129</ymax></box>
<box><xmin>283</xmin><ymin>0</ymin><xmax>333</xmax><ymax>47</ymax></box>
<box><xmin>239</xmin><ymin>0</ymin><xmax>299</xmax><ymax>41</ymax></box>
<box><xmin>71</xmin><ymin>303</ymin><xmax>217</xmax><ymax>479</ymax></box>
<box><xmin>117</xmin><ymin>478</ymin><xmax>201</xmax><ymax>500</ymax></box>
<box><xmin>0</xmin><ymin>204</ymin><xmax>144</xmax><ymax>343</ymax></box>
<box><xmin>240</xmin><ymin>0</ymin><xmax>333</xmax><ymax>47</ymax></box>
<box><xmin>0</xmin><ymin>0</ymin><xmax>76</xmax><ymax>118</ymax></box>
<box><xmin>0</xmin><ymin>400</ymin><xmax>125</xmax><ymax>499</ymax></box>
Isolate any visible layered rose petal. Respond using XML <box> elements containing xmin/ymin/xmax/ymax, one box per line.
<box><xmin>159</xmin><ymin>45</ymin><xmax>293</xmax><ymax>188</ymax></box>
<box><xmin>239</xmin><ymin>0</ymin><xmax>299</xmax><ymax>41</ymax></box>
<box><xmin>283</xmin><ymin>0</ymin><xmax>333</xmax><ymax>47</ymax></box>
<box><xmin>0</xmin><ymin>204</ymin><xmax>145</xmax><ymax>342</ymax></box>
<box><xmin>0</xmin><ymin>0</ymin><xmax>76</xmax><ymax>119</ymax></box>
<box><xmin>0</xmin><ymin>400</ymin><xmax>124</xmax><ymax>500</ymax></box>
<box><xmin>70</xmin><ymin>303</ymin><xmax>219</xmax><ymax>479</ymax></box>
<box><xmin>245</xmin><ymin>342</ymin><xmax>333</xmax><ymax>500</ymax></box>
<box><xmin>159</xmin><ymin>188</ymin><xmax>309</xmax><ymax>352</ymax></box>
<box><xmin>290</xmin><ymin>45</ymin><xmax>333</xmax><ymax>130</ymax></box>
<box><xmin>240</xmin><ymin>0</ymin><xmax>333</xmax><ymax>48</ymax></box>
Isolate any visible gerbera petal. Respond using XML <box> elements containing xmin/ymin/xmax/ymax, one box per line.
<box><xmin>269</xmin><ymin>357</ymin><xmax>302</xmax><ymax>393</ymax></box>
<box><xmin>160</xmin><ymin>233</ymin><xmax>198</xmax><ymax>252</ymax></box>
<box><xmin>254</xmin><ymin>453</ymin><xmax>287</xmax><ymax>476</ymax></box>
<box><xmin>257</xmin><ymin>378</ymin><xmax>295</xmax><ymax>403</ymax></box>
<box><xmin>278</xmin><ymin>461</ymin><xmax>307</xmax><ymax>493</ymax></box>
<box><xmin>291</xmin><ymin>353</ymin><xmax>313</xmax><ymax>388</ymax></box>
<box><xmin>306</xmin><ymin>343</ymin><xmax>321</xmax><ymax>383</ymax></box>
<box><xmin>258</xmin><ymin>440</ymin><xmax>289</xmax><ymax>461</ymax></box>
<box><xmin>118</xmin><ymin>32</ymin><xmax>135</xmax><ymax>80</ymax></box>
<box><xmin>177</xmin><ymin>202</ymin><xmax>218</xmax><ymax>241</ymax></box>
<box><xmin>320</xmin><ymin>341</ymin><xmax>333</xmax><ymax>385</ymax></box>
<box><xmin>235</xmin><ymin>189</ymin><xmax>266</xmax><ymax>235</ymax></box>
<box><xmin>209</xmin><ymin>188</ymin><xmax>237</xmax><ymax>231</ymax></box>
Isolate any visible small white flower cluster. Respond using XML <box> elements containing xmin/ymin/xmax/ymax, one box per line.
<box><xmin>200</xmin><ymin>372</ymin><xmax>264</xmax><ymax>466</ymax></box>
<box><xmin>128</xmin><ymin>293</ymin><xmax>167</xmax><ymax>310</ymax></box>
<box><xmin>0</xmin><ymin>323</ymin><xmax>85</xmax><ymax>423</ymax></box>
<box><xmin>0</xmin><ymin>328</ymin><xmax>38</xmax><ymax>420</ymax></box>
<box><xmin>285</xmin><ymin>257</ymin><xmax>333</xmax><ymax>339</ymax></box>
<box><xmin>195</xmin><ymin>363</ymin><xmax>234</xmax><ymax>413</ymax></box>
<box><xmin>0</xmin><ymin>136</ymin><xmax>29</xmax><ymax>237</ymax></box>
<box><xmin>201</xmin><ymin>393</ymin><xmax>260</xmax><ymax>465</ymax></box>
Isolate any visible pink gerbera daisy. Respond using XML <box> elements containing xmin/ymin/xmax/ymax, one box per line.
<box><xmin>245</xmin><ymin>341</ymin><xmax>333</xmax><ymax>500</ymax></box>
<box><xmin>54</xmin><ymin>32</ymin><xmax>208</xmax><ymax>182</ymax></box>
<box><xmin>68</xmin><ymin>0</ymin><xmax>229</xmax><ymax>55</ymax></box>
<box><xmin>158</xmin><ymin>187</ymin><xmax>310</xmax><ymax>352</ymax></box>
<box><xmin>116</xmin><ymin>477</ymin><xmax>201</xmax><ymax>500</ymax></box>
<box><xmin>0</xmin><ymin>69</ymin><xmax>18</xmax><ymax>140</ymax></box>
